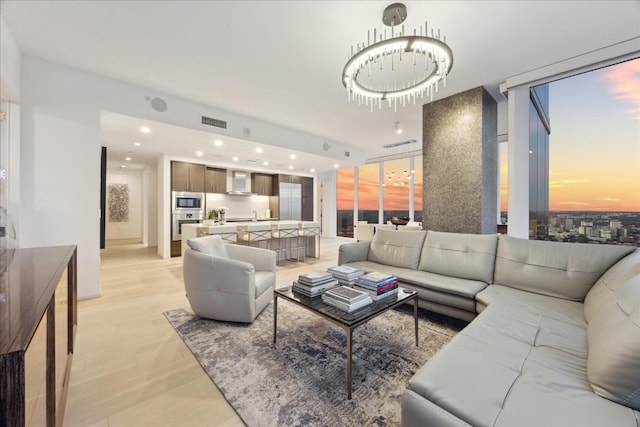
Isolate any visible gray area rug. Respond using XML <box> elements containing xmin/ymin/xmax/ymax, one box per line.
<box><xmin>164</xmin><ymin>303</ymin><xmax>467</xmax><ymax>427</ymax></box>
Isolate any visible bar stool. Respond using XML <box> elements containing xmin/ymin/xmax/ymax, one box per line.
<box><xmin>197</xmin><ymin>225</ymin><xmax>238</xmax><ymax>243</ymax></box>
<box><xmin>236</xmin><ymin>223</ymin><xmax>271</xmax><ymax>249</ymax></box>
<box><xmin>270</xmin><ymin>221</ymin><xmax>299</xmax><ymax>264</ymax></box>
<box><xmin>296</xmin><ymin>221</ymin><xmax>321</xmax><ymax>261</ymax></box>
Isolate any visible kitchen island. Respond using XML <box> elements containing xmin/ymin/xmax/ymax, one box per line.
<box><xmin>181</xmin><ymin>221</ymin><xmax>320</xmax><ymax>261</ymax></box>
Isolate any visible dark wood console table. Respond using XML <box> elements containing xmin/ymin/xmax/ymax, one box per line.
<box><xmin>0</xmin><ymin>245</ymin><xmax>77</xmax><ymax>427</ymax></box>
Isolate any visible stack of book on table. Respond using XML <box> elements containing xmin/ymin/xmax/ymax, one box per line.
<box><xmin>352</xmin><ymin>271</ymin><xmax>399</xmax><ymax>301</ymax></box>
<box><xmin>292</xmin><ymin>271</ymin><xmax>338</xmax><ymax>297</ymax></box>
<box><xmin>327</xmin><ymin>265</ymin><xmax>364</xmax><ymax>285</ymax></box>
<box><xmin>322</xmin><ymin>286</ymin><xmax>373</xmax><ymax>312</ymax></box>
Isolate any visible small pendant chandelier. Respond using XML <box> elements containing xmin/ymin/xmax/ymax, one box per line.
<box><xmin>342</xmin><ymin>3</ymin><xmax>453</xmax><ymax>111</ymax></box>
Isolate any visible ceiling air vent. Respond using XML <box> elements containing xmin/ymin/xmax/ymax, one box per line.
<box><xmin>201</xmin><ymin>115</ymin><xmax>227</xmax><ymax>129</ymax></box>
<box><xmin>383</xmin><ymin>139</ymin><xmax>417</xmax><ymax>149</ymax></box>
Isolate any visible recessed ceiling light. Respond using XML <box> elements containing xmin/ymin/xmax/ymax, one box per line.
<box><xmin>288</xmin><ymin>165</ymin><xmax>294</xmax><ymax>170</ymax></box>
<box><xmin>125</xmin><ymin>157</ymin><xmax>132</xmax><ymax>161</ymax></box>
<box><xmin>120</xmin><ymin>165</ymin><xmax>126</xmax><ymax>169</ymax></box>
<box><xmin>310</xmin><ymin>168</ymin><xmax>316</xmax><ymax>172</ymax></box>
<box><xmin>233</xmin><ymin>156</ymin><xmax>239</xmax><ymax>161</ymax></box>
<box><xmin>196</xmin><ymin>151</ymin><xmax>203</xmax><ymax>157</ymax></box>
<box><xmin>263</xmin><ymin>161</ymin><xmax>269</xmax><ymax>166</ymax></box>
<box><xmin>289</xmin><ymin>154</ymin><xmax>296</xmax><ymax>160</ymax></box>
<box><xmin>133</xmin><ymin>142</ymin><xmax>141</xmax><ymax>146</ymax></box>
<box><xmin>140</xmin><ymin>126</ymin><xmax>151</xmax><ymax>134</ymax></box>
<box><xmin>334</xmin><ymin>164</ymin><xmax>339</xmax><ymax>168</ymax></box>
<box><xmin>214</xmin><ymin>139</ymin><xmax>223</xmax><ymax>146</ymax></box>
<box><xmin>255</xmin><ymin>147</ymin><xmax>263</xmax><ymax>154</ymax></box>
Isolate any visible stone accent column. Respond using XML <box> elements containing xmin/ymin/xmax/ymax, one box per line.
<box><xmin>422</xmin><ymin>87</ymin><xmax>497</xmax><ymax>234</ymax></box>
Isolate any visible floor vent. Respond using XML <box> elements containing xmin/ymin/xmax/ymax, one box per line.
<box><xmin>201</xmin><ymin>116</ymin><xmax>227</xmax><ymax>129</ymax></box>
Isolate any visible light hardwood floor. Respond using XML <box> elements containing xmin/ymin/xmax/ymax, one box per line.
<box><xmin>64</xmin><ymin>237</ymin><xmax>352</xmax><ymax>426</ymax></box>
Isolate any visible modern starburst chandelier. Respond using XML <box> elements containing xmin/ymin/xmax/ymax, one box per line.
<box><xmin>342</xmin><ymin>3</ymin><xmax>453</xmax><ymax>111</ymax></box>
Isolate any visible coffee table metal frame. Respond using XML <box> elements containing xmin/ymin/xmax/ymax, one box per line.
<box><xmin>273</xmin><ymin>286</ymin><xmax>418</xmax><ymax>399</ymax></box>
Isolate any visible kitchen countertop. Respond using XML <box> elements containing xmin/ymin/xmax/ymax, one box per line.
<box><xmin>225</xmin><ymin>217</ymin><xmax>279</xmax><ymax>222</ymax></box>
<box><xmin>182</xmin><ymin>220</ymin><xmax>318</xmax><ymax>230</ymax></box>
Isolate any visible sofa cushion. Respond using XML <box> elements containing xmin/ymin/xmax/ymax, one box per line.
<box><xmin>407</xmin><ymin>303</ymin><xmax>638</xmax><ymax>426</ymax></box>
<box><xmin>476</xmin><ymin>285</ymin><xmax>585</xmax><ymax>326</ymax></box>
<box><xmin>493</xmin><ymin>235</ymin><xmax>634</xmax><ymax>301</ymax></box>
<box><xmin>587</xmin><ymin>274</ymin><xmax>640</xmax><ymax>411</ymax></box>
<box><xmin>187</xmin><ymin>235</ymin><xmax>228</xmax><ymax>258</ymax></box>
<box><xmin>418</xmin><ymin>231</ymin><xmax>498</xmax><ymax>283</ymax></box>
<box><xmin>584</xmin><ymin>249</ymin><xmax>640</xmax><ymax>323</ymax></box>
<box><xmin>367</xmin><ymin>228</ymin><xmax>426</xmax><ymax>270</ymax></box>
<box><xmin>342</xmin><ymin>261</ymin><xmax>484</xmax><ymax>310</ymax></box>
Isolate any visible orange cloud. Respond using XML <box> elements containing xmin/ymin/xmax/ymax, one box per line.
<box><xmin>604</xmin><ymin>58</ymin><xmax>640</xmax><ymax>119</ymax></box>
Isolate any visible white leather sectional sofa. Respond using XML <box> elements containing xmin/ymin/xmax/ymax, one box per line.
<box><xmin>338</xmin><ymin>229</ymin><xmax>640</xmax><ymax>426</ymax></box>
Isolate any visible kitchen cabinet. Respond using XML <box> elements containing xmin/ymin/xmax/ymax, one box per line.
<box><xmin>251</xmin><ymin>173</ymin><xmax>274</xmax><ymax>196</ymax></box>
<box><xmin>301</xmin><ymin>176</ymin><xmax>314</xmax><ymax>221</ymax></box>
<box><xmin>171</xmin><ymin>161</ymin><xmax>205</xmax><ymax>192</ymax></box>
<box><xmin>205</xmin><ymin>167</ymin><xmax>227</xmax><ymax>193</ymax></box>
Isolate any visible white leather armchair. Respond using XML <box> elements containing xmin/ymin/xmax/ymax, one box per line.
<box><xmin>183</xmin><ymin>235</ymin><xmax>276</xmax><ymax>323</ymax></box>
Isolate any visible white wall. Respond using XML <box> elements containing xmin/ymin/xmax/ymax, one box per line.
<box><xmin>317</xmin><ymin>170</ymin><xmax>336</xmax><ymax>238</ymax></box>
<box><xmin>105</xmin><ymin>167</ymin><xmax>143</xmax><ymax>241</ymax></box>
<box><xmin>143</xmin><ymin>164</ymin><xmax>158</xmax><ymax>246</ymax></box>
<box><xmin>18</xmin><ymin>54</ymin><xmax>357</xmax><ymax>296</ymax></box>
<box><xmin>20</xmin><ymin>110</ymin><xmax>102</xmax><ymax>299</ymax></box>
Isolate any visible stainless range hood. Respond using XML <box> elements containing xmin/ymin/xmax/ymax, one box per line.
<box><xmin>227</xmin><ymin>171</ymin><xmax>254</xmax><ymax>195</ymax></box>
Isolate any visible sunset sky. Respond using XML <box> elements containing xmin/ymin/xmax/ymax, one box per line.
<box><xmin>337</xmin><ymin>158</ymin><xmax>423</xmax><ymax>211</ymax></box>
<box><xmin>342</xmin><ymin>59</ymin><xmax>639</xmax><ymax>214</ymax></box>
<box><xmin>547</xmin><ymin>58</ymin><xmax>640</xmax><ymax>212</ymax></box>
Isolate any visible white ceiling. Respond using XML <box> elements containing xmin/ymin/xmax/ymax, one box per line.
<box><xmin>2</xmin><ymin>1</ymin><xmax>639</xmax><ymax>171</ymax></box>
<box><xmin>100</xmin><ymin>111</ymin><xmax>344</xmax><ymax>173</ymax></box>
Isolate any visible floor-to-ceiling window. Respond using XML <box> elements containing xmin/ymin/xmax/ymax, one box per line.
<box><xmin>532</xmin><ymin>58</ymin><xmax>640</xmax><ymax>245</ymax></box>
<box><xmin>499</xmin><ymin>142</ymin><xmax>508</xmax><ymax>225</ymax></box>
<box><xmin>529</xmin><ymin>84</ymin><xmax>550</xmax><ymax>240</ymax></box>
<box><xmin>336</xmin><ymin>152</ymin><xmax>423</xmax><ymax>234</ymax></box>
<box><xmin>383</xmin><ymin>158</ymin><xmax>411</xmax><ymax>223</ymax></box>
<box><xmin>336</xmin><ymin>167</ymin><xmax>355</xmax><ymax>237</ymax></box>
<box><xmin>358</xmin><ymin>163</ymin><xmax>379</xmax><ymax>224</ymax></box>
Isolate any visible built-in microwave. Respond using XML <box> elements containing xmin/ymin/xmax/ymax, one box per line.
<box><xmin>172</xmin><ymin>191</ymin><xmax>204</xmax><ymax>214</ymax></box>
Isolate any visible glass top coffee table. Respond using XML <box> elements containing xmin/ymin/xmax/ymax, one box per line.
<box><xmin>273</xmin><ymin>285</ymin><xmax>418</xmax><ymax>399</ymax></box>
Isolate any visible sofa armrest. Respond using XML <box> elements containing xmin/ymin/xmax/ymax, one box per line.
<box><xmin>338</xmin><ymin>241</ymin><xmax>370</xmax><ymax>265</ymax></box>
<box><xmin>225</xmin><ymin>244</ymin><xmax>276</xmax><ymax>273</ymax></box>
